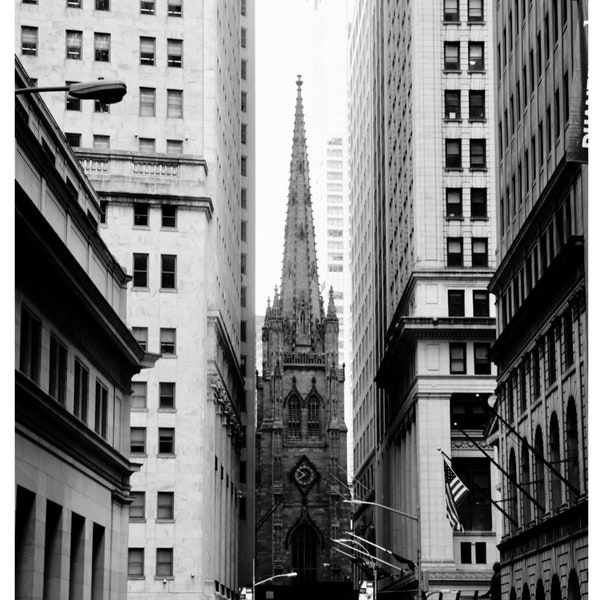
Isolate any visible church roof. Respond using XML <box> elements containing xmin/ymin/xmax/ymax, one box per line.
<box><xmin>278</xmin><ymin>76</ymin><xmax>324</xmax><ymax>330</ymax></box>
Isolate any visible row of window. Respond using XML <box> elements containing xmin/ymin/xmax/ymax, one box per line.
<box><xmin>128</xmin><ymin>548</ymin><xmax>173</xmax><ymax>578</ymax></box>
<box><xmin>133</xmin><ymin>254</ymin><xmax>177</xmax><ymax>289</ymax></box>
<box><xmin>450</xmin><ymin>342</ymin><xmax>491</xmax><ymax>375</ymax></box>
<box><xmin>443</xmin><ymin>0</ymin><xmax>484</xmax><ymax>22</ymax></box>
<box><xmin>133</xmin><ymin>326</ymin><xmax>176</xmax><ymax>355</ymax></box>
<box><xmin>446</xmin><ymin>188</ymin><xmax>487</xmax><ymax>219</ymax></box>
<box><xmin>443</xmin><ymin>41</ymin><xmax>485</xmax><ymax>72</ymax></box>
<box><xmin>447</xmin><ymin>237</ymin><xmax>489</xmax><ymax>268</ymax></box>
<box><xmin>287</xmin><ymin>396</ymin><xmax>321</xmax><ymax>440</ymax></box>
<box><xmin>19</xmin><ymin>306</ymin><xmax>109</xmax><ymax>438</ymax></box>
<box><xmin>445</xmin><ymin>139</ymin><xmax>487</xmax><ymax>170</ymax></box>
<box><xmin>131</xmin><ymin>381</ymin><xmax>175</xmax><ymax>410</ymax></box>
<box><xmin>131</xmin><ymin>204</ymin><xmax>177</xmax><ymax>228</ymax></box>
<box><xmin>130</xmin><ymin>491</ymin><xmax>174</xmax><ymax>521</ymax></box>
<box><xmin>444</xmin><ymin>90</ymin><xmax>485</xmax><ymax>120</ymax></box>
<box><xmin>130</xmin><ymin>426</ymin><xmax>175</xmax><ymax>455</ymax></box>
<box><xmin>448</xmin><ymin>289</ymin><xmax>490</xmax><ymax>317</ymax></box>
<box><xmin>23</xmin><ymin>0</ymin><xmax>184</xmax><ymax>16</ymax></box>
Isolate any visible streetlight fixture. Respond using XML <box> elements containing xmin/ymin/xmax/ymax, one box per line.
<box><xmin>15</xmin><ymin>79</ymin><xmax>127</xmax><ymax>104</ymax></box>
<box><xmin>333</xmin><ymin>538</ymin><xmax>378</xmax><ymax>600</ymax></box>
<box><xmin>252</xmin><ymin>572</ymin><xmax>297</xmax><ymax>600</ymax></box>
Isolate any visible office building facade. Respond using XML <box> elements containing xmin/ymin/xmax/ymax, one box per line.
<box><xmin>489</xmin><ymin>1</ymin><xmax>588</xmax><ymax>598</ymax></box>
<box><xmin>16</xmin><ymin>1</ymin><xmax>256</xmax><ymax>597</ymax></box>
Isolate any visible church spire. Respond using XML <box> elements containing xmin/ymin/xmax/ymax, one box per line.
<box><xmin>279</xmin><ymin>76</ymin><xmax>323</xmax><ymax>340</ymax></box>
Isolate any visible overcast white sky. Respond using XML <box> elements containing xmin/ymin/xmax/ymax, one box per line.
<box><xmin>255</xmin><ymin>0</ymin><xmax>314</xmax><ymax>313</ymax></box>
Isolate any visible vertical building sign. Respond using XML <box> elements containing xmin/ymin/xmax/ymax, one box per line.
<box><xmin>566</xmin><ymin>0</ymin><xmax>588</xmax><ymax>163</ymax></box>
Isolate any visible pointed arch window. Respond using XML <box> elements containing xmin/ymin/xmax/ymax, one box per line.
<box><xmin>290</xmin><ymin>523</ymin><xmax>318</xmax><ymax>582</ymax></box>
<box><xmin>549</xmin><ymin>412</ymin><xmax>562</xmax><ymax>510</ymax></box>
<box><xmin>520</xmin><ymin>438</ymin><xmax>532</xmax><ymax>524</ymax></box>
<box><xmin>307</xmin><ymin>396</ymin><xmax>320</xmax><ymax>439</ymax></box>
<box><xmin>288</xmin><ymin>396</ymin><xmax>301</xmax><ymax>439</ymax></box>
<box><xmin>534</xmin><ymin>426</ymin><xmax>546</xmax><ymax>515</ymax></box>
<box><xmin>566</xmin><ymin>398</ymin><xmax>580</xmax><ymax>500</ymax></box>
<box><xmin>508</xmin><ymin>449</ymin><xmax>519</xmax><ymax>530</ymax></box>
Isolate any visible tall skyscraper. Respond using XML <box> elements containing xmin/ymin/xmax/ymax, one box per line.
<box><xmin>349</xmin><ymin>0</ymin><xmax>500</xmax><ymax>597</ymax></box>
<box><xmin>16</xmin><ymin>0</ymin><xmax>256</xmax><ymax>596</ymax></box>
<box><xmin>489</xmin><ymin>0</ymin><xmax>588</xmax><ymax>598</ymax></box>
<box><xmin>255</xmin><ymin>78</ymin><xmax>352</xmax><ymax>595</ymax></box>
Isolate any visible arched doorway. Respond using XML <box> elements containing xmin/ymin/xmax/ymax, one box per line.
<box><xmin>567</xmin><ymin>569</ymin><xmax>581</xmax><ymax>600</ymax></box>
<box><xmin>535</xmin><ymin>578</ymin><xmax>545</xmax><ymax>600</ymax></box>
<box><xmin>522</xmin><ymin>583</ymin><xmax>531</xmax><ymax>600</ymax></box>
<box><xmin>290</xmin><ymin>523</ymin><xmax>319</xmax><ymax>582</ymax></box>
<box><xmin>551</xmin><ymin>574</ymin><xmax>562</xmax><ymax>600</ymax></box>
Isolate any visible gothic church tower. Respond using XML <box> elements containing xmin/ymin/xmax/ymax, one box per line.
<box><xmin>256</xmin><ymin>77</ymin><xmax>351</xmax><ymax>585</ymax></box>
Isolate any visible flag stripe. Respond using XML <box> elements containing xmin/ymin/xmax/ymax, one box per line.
<box><xmin>443</xmin><ymin>455</ymin><xmax>468</xmax><ymax>532</ymax></box>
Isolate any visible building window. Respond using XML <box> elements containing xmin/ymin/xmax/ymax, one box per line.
<box><xmin>240</xmin><ymin>320</ymin><xmax>247</xmax><ymax>342</ymax></box>
<box><xmin>131</xmin><ymin>382</ymin><xmax>147</xmax><ymax>409</ymax></box>
<box><xmin>65</xmin><ymin>133</ymin><xmax>81</xmax><ymax>148</ymax></box>
<box><xmin>94</xmin><ymin>99</ymin><xmax>110</xmax><ymax>113</ymax></box>
<box><xmin>156</xmin><ymin>549</ymin><xmax>173</xmax><ymax>577</ymax></box>
<box><xmin>469</xmin><ymin>90</ymin><xmax>485</xmax><ymax>119</ymax></box>
<box><xmin>134</xmin><ymin>204</ymin><xmax>149</xmax><ymax>227</ymax></box>
<box><xmin>448</xmin><ymin>290</ymin><xmax>465</xmax><ymax>317</ymax></box>
<box><xmin>161</xmin><ymin>205</ymin><xmax>177</xmax><ymax>228</ymax></box>
<box><xmin>19</xmin><ymin>306</ymin><xmax>41</xmax><ymax>383</ymax></box>
<box><xmin>48</xmin><ymin>335</ymin><xmax>67</xmax><ymax>405</ymax></box>
<box><xmin>158</xmin><ymin>428</ymin><xmax>175</xmax><ymax>455</ymax></box>
<box><xmin>470</xmin><ymin>139</ymin><xmax>486</xmax><ymax>169</ymax></box>
<box><xmin>139</xmin><ymin>87</ymin><xmax>156</xmax><ymax>116</ymax></box>
<box><xmin>241</xmin><ymin>91</ymin><xmax>247</xmax><ymax>112</ymax></box>
<box><xmin>168</xmin><ymin>0</ymin><xmax>182</xmax><ymax>16</ymax></box>
<box><xmin>444</xmin><ymin>42</ymin><xmax>460</xmax><ymax>70</ymax></box>
<box><xmin>159</xmin><ymin>382</ymin><xmax>176</xmax><ymax>409</ymax></box>
<box><xmin>447</xmin><ymin>238</ymin><xmax>463</xmax><ymax>266</ymax></box>
<box><xmin>307</xmin><ymin>396</ymin><xmax>320</xmax><ymax>438</ymax></box>
<box><xmin>133</xmin><ymin>253</ymin><xmax>149</xmax><ymax>287</ymax></box>
<box><xmin>65</xmin><ymin>81</ymin><xmax>81</xmax><ymax>110</ymax></box>
<box><xmin>66</xmin><ymin>30</ymin><xmax>82</xmax><ymax>59</ymax></box>
<box><xmin>241</xmin><ymin>155</ymin><xmax>248</xmax><ymax>176</ymax></box>
<box><xmin>470</xmin><ymin>188</ymin><xmax>487</xmax><ymax>218</ymax></box>
<box><xmin>450</xmin><ymin>343</ymin><xmax>467</xmax><ymax>374</ymax></box>
<box><xmin>241</xmin><ymin>59</ymin><xmax>247</xmax><ymax>80</ymax></box>
<box><xmin>95</xmin><ymin>0</ymin><xmax>109</xmax><ymax>9</ymax></box>
<box><xmin>241</xmin><ymin>27</ymin><xmax>247</xmax><ymax>47</ymax></box>
<box><xmin>444</xmin><ymin>90</ymin><xmax>461</xmax><ymax>119</ymax></box>
<box><xmin>167</xmin><ymin>39</ymin><xmax>182</xmax><ymax>67</ymax></box>
<box><xmin>132</xmin><ymin>327</ymin><xmax>148</xmax><ymax>351</ymax></box>
<box><xmin>94</xmin><ymin>380</ymin><xmax>108</xmax><ymax>438</ymax></box>
<box><xmin>288</xmin><ymin>396</ymin><xmax>301</xmax><ymax>439</ymax></box>
<box><xmin>241</xmin><ymin>0</ymin><xmax>246</xmax><ymax>15</ymax></box>
<box><xmin>160</xmin><ymin>328</ymin><xmax>176</xmax><ymax>355</ymax></box>
<box><xmin>157</xmin><ymin>493</ymin><xmax>174</xmax><ymax>520</ymax></box>
<box><xmin>241</xmin><ymin>286</ymin><xmax>247</xmax><ymax>307</ymax></box>
<box><xmin>444</xmin><ymin>0</ymin><xmax>459</xmax><ymax>21</ymax></box>
<box><xmin>446</xmin><ymin>188</ymin><xmax>462</xmax><ymax>218</ymax></box>
<box><xmin>472</xmin><ymin>238</ymin><xmax>488</xmax><ymax>267</ymax></box>
<box><xmin>445</xmin><ymin>139</ymin><xmax>461</xmax><ymax>169</ymax></box>
<box><xmin>129</xmin><ymin>492</ymin><xmax>145</xmax><ymax>521</ymax></box>
<box><xmin>21</xmin><ymin>26</ymin><xmax>38</xmax><ymax>55</ymax></box>
<box><xmin>161</xmin><ymin>255</ymin><xmax>177</xmax><ymax>289</ymax></box>
<box><xmin>241</xmin><ymin>122</ymin><xmax>248</xmax><ymax>144</ymax></box>
<box><xmin>93</xmin><ymin>135</ymin><xmax>110</xmax><ymax>150</ymax></box>
<box><xmin>468</xmin><ymin>0</ymin><xmax>483</xmax><ymax>21</ymax></box>
<box><xmin>547</xmin><ymin>329</ymin><xmax>557</xmax><ymax>384</ymax></box>
<box><xmin>74</xmin><ymin>359</ymin><xmax>89</xmax><ymax>422</ymax></box>
<box><xmin>460</xmin><ymin>542</ymin><xmax>472</xmax><ymax>563</ymax></box>
<box><xmin>167</xmin><ymin>89</ymin><xmax>183</xmax><ymax>118</ymax></box>
<box><xmin>468</xmin><ymin>42</ymin><xmax>484</xmax><ymax>70</ymax></box>
<box><xmin>563</xmin><ymin>309</ymin><xmax>574</xmax><ymax>368</ymax></box>
<box><xmin>139</xmin><ymin>138</ymin><xmax>155</xmax><ymax>153</ymax></box>
<box><xmin>94</xmin><ymin>33</ymin><xmax>110</xmax><ymax>61</ymax></box>
<box><xmin>130</xmin><ymin>427</ymin><xmax>146</xmax><ymax>454</ymax></box>
<box><xmin>140</xmin><ymin>0</ymin><xmax>154</xmax><ymax>14</ymax></box>
<box><xmin>128</xmin><ymin>549</ymin><xmax>144</xmax><ymax>578</ymax></box>
<box><xmin>534</xmin><ymin>427</ymin><xmax>546</xmax><ymax>514</ymax></box>
<box><xmin>473</xmin><ymin>290</ymin><xmax>489</xmax><ymax>317</ymax></box>
<box><xmin>166</xmin><ymin>139</ymin><xmax>183</xmax><ymax>155</ymax></box>
<box><xmin>241</xmin><ymin>354</ymin><xmax>247</xmax><ymax>376</ymax></box>
<box><xmin>474</xmin><ymin>343</ymin><xmax>491</xmax><ymax>374</ymax></box>
<box><xmin>566</xmin><ymin>399</ymin><xmax>580</xmax><ymax>500</ymax></box>
<box><xmin>99</xmin><ymin>200</ymin><xmax>108</xmax><ymax>224</ymax></box>
<box><xmin>455</xmin><ymin>458</ymin><xmax>492</xmax><ymax>529</ymax></box>
<box><xmin>241</xmin><ymin>253</ymin><xmax>247</xmax><ymax>275</ymax></box>
<box><xmin>140</xmin><ymin>37</ymin><xmax>155</xmax><ymax>65</ymax></box>
<box><xmin>451</xmin><ymin>393</ymin><xmax>490</xmax><ymax>430</ymax></box>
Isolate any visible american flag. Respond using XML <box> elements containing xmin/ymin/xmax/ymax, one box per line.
<box><xmin>444</xmin><ymin>455</ymin><xmax>468</xmax><ymax>531</ymax></box>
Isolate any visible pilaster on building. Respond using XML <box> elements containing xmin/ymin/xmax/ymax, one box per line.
<box><xmin>255</xmin><ymin>78</ymin><xmax>352</xmax><ymax>589</ymax></box>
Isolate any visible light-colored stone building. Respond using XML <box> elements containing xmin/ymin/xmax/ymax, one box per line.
<box><xmin>489</xmin><ymin>1</ymin><xmax>588</xmax><ymax>598</ymax></box>
<box><xmin>15</xmin><ymin>58</ymin><xmax>157</xmax><ymax>600</ymax></box>
<box><xmin>15</xmin><ymin>0</ymin><xmax>256</xmax><ymax>597</ymax></box>
<box><xmin>349</xmin><ymin>0</ymin><xmax>501</xmax><ymax>597</ymax></box>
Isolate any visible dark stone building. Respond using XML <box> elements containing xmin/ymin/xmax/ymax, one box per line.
<box><xmin>255</xmin><ymin>77</ymin><xmax>352</xmax><ymax>589</ymax></box>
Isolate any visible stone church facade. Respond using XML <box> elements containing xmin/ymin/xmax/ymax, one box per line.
<box><xmin>255</xmin><ymin>77</ymin><xmax>351</xmax><ymax>585</ymax></box>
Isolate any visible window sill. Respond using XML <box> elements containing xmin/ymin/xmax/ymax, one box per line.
<box><xmin>470</xmin><ymin>216</ymin><xmax>489</xmax><ymax>221</ymax></box>
<box><xmin>129</xmin><ymin>518</ymin><xmax>146</xmax><ymax>523</ymax></box>
<box><xmin>443</xmin><ymin>69</ymin><xmax>462</xmax><ymax>74</ymax></box>
<box><xmin>444</xmin><ymin>117</ymin><xmax>463</xmax><ymax>123</ymax></box>
<box><xmin>156</xmin><ymin>519</ymin><xmax>175</xmax><ymax>523</ymax></box>
<box><xmin>133</xmin><ymin>225</ymin><xmax>150</xmax><ymax>230</ymax></box>
<box><xmin>470</xmin><ymin>167</ymin><xmax>488</xmax><ymax>172</ymax></box>
<box><xmin>132</xmin><ymin>286</ymin><xmax>150</xmax><ymax>292</ymax></box>
<box><xmin>155</xmin><ymin>576</ymin><xmax>174</xmax><ymax>581</ymax></box>
<box><xmin>467</xmin><ymin>20</ymin><xmax>485</xmax><ymax>25</ymax></box>
<box><xmin>160</xmin><ymin>353</ymin><xmax>177</xmax><ymax>359</ymax></box>
<box><xmin>131</xmin><ymin>452</ymin><xmax>147</xmax><ymax>458</ymax></box>
<box><xmin>160</xmin><ymin>288</ymin><xmax>178</xmax><ymax>293</ymax></box>
<box><xmin>128</xmin><ymin>575</ymin><xmax>145</xmax><ymax>580</ymax></box>
<box><xmin>158</xmin><ymin>407</ymin><xmax>177</xmax><ymax>413</ymax></box>
<box><xmin>160</xmin><ymin>227</ymin><xmax>178</xmax><ymax>231</ymax></box>
<box><xmin>442</xmin><ymin>20</ymin><xmax>462</xmax><ymax>25</ymax></box>
<box><xmin>446</xmin><ymin>216</ymin><xmax>464</xmax><ymax>221</ymax></box>
<box><xmin>131</xmin><ymin>407</ymin><xmax>149</xmax><ymax>412</ymax></box>
<box><xmin>158</xmin><ymin>453</ymin><xmax>176</xmax><ymax>458</ymax></box>
<box><xmin>468</xmin><ymin>69</ymin><xmax>486</xmax><ymax>74</ymax></box>
<box><xmin>445</xmin><ymin>168</ymin><xmax>464</xmax><ymax>172</ymax></box>
<box><xmin>468</xmin><ymin>118</ymin><xmax>487</xmax><ymax>123</ymax></box>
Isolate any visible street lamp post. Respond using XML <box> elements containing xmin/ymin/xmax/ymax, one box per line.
<box><xmin>15</xmin><ymin>79</ymin><xmax>127</xmax><ymax>104</ymax></box>
<box><xmin>344</xmin><ymin>499</ymin><xmax>421</xmax><ymax>599</ymax></box>
<box><xmin>333</xmin><ymin>538</ymin><xmax>377</xmax><ymax>600</ymax></box>
<box><xmin>252</xmin><ymin>572</ymin><xmax>297</xmax><ymax>600</ymax></box>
